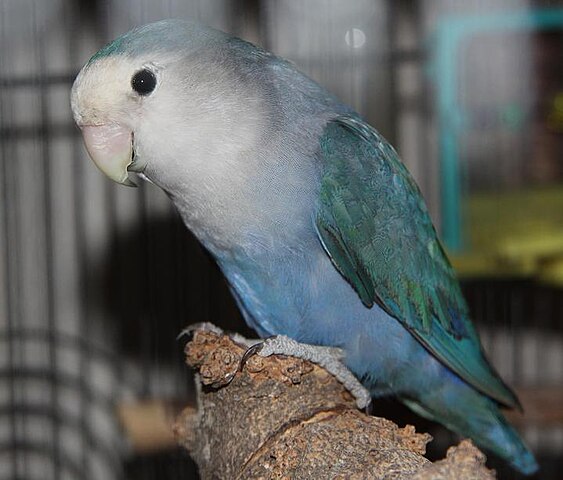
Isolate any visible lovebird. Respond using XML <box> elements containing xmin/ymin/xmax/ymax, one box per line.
<box><xmin>71</xmin><ymin>20</ymin><xmax>538</xmax><ymax>475</ymax></box>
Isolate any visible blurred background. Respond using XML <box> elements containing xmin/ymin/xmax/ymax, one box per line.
<box><xmin>1</xmin><ymin>0</ymin><xmax>562</xmax><ymax>479</ymax></box>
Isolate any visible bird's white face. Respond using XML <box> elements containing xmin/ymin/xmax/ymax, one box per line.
<box><xmin>71</xmin><ymin>46</ymin><xmax>274</xmax><ymax>248</ymax></box>
<box><xmin>71</xmin><ymin>47</ymin><xmax>269</xmax><ymax>190</ymax></box>
<box><xmin>71</xmin><ymin>54</ymin><xmax>166</xmax><ymax>186</ymax></box>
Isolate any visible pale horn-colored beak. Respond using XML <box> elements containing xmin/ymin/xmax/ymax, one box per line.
<box><xmin>80</xmin><ymin>124</ymin><xmax>136</xmax><ymax>187</ymax></box>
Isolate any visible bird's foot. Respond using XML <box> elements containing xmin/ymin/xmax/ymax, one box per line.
<box><xmin>243</xmin><ymin>335</ymin><xmax>371</xmax><ymax>410</ymax></box>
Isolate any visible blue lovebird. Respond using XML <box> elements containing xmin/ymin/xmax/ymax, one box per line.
<box><xmin>71</xmin><ymin>20</ymin><xmax>538</xmax><ymax>475</ymax></box>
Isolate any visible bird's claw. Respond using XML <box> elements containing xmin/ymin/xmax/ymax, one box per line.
<box><xmin>240</xmin><ymin>341</ymin><xmax>264</xmax><ymax>367</ymax></box>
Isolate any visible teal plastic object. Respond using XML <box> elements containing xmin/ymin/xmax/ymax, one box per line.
<box><xmin>431</xmin><ymin>8</ymin><xmax>563</xmax><ymax>251</ymax></box>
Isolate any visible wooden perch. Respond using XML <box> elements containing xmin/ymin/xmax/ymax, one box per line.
<box><xmin>173</xmin><ymin>329</ymin><xmax>496</xmax><ymax>479</ymax></box>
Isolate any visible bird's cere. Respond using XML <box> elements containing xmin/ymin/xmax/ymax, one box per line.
<box><xmin>80</xmin><ymin>124</ymin><xmax>135</xmax><ymax>186</ymax></box>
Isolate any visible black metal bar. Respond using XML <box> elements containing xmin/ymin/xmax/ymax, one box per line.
<box><xmin>0</xmin><ymin>73</ymin><xmax>77</xmax><ymax>88</ymax></box>
<box><xmin>0</xmin><ymin>3</ymin><xmax>24</xmax><ymax>477</ymax></box>
<box><xmin>33</xmin><ymin>1</ymin><xmax>60</xmax><ymax>477</ymax></box>
<box><xmin>65</xmin><ymin>5</ymin><xmax>91</xmax><ymax>478</ymax></box>
<box><xmin>0</xmin><ymin>124</ymin><xmax>80</xmax><ymax>140</ymax></box>
<box><xmin>139</xmin><ymin>183</ymin><xmax>153</xmax><ymax>399</ymax></box>
<box><xmin>385</xmin><ymin>0</ymin><xmax>399</xmax><ymax>146</ymax></box>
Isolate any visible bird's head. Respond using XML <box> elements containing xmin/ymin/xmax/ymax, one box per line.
<box><xmin>71</xmin><ymin>19</ymin><xmax>267</xmax><ymax>190</ymax></box>
<box><xmin>71</xmin><ymin>51</ymin><xmax>151</xmax><ymax>186</ymax></box>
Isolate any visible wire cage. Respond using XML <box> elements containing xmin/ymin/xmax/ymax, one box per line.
<box><xmin>0</xmin><ymin>1</ymin><xmax>562</xmax><ymax>479</ymax></box>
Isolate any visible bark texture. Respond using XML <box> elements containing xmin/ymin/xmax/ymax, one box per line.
<box><xmin>174</xmin><ymin>329</ymin><xmax>495</xmax><ymax>479</ymax></box>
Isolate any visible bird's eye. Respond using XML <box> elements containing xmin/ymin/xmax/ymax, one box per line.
<box><xmin>131</xmin><ymin>68</ymin><xmax>157</xmax><ymax>96</ymax></box>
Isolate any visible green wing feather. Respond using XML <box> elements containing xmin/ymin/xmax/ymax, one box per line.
<box><xmin>316</xmin><ymin>115</ymin><xmax>520</xmax><ymax>409</ymax></box>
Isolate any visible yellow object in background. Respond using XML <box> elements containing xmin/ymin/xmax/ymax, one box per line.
<box><xmin>450</xmin><ymin>186</ymin><xmax>563</xmax><ymax>285</ymax></box>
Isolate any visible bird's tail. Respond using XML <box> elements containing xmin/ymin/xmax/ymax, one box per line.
<box><xmin>402</xmin><ymin>389</ymin><xmax>538</xmax><ymax>476</ymax></box>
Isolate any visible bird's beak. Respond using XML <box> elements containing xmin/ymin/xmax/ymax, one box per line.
<box><xmin>79</xmin><ymin>124</ymin><xmax>137</xmax><ymax>187</ymax></box>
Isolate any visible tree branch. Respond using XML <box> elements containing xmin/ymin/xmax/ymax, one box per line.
<box><xmin>173</xmin><ymin>329</ymin><xmax>495</xmax><ymax>479</ymax></box>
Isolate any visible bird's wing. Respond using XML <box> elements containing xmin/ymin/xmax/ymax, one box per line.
<box><xmin>315</xmin><ymin>115</ymin><xmax>519</xmax><ymax>408</ymax></box>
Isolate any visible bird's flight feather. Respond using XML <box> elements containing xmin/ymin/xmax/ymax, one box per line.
<box><xmin>316</xmin><ymin>115</ymin><xmax>519</xmax><ymax>408</ymax></box>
